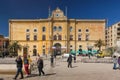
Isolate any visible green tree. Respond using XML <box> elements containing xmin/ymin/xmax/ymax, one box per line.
<box><xmin>105</xmin><ymin>47</ymin><xmax>115</xmax><ymax>56</ymax></box>
<box><xmin>8</xmin><ymin>41</ymin><xmax>22</xmax><ymax>56</ymax></box>
<box><xmin>94</xmin><ymin>39</ymin><xmax>105</xmax><ymax>51</ymax></box>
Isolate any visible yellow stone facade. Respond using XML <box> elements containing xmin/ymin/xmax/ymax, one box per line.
<box><xmin>9</xmin><ymin>8</ymin><xmax>106</xmax><ymax>56</ymax></box>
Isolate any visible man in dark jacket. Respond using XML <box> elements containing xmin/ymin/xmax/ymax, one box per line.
<box><xmin>37</xmin><ymin>57</ymin><xmax>45</xmax><ymax>76</ymax></box>
<box><xmin>67</xmin><ymin>54</ymin><xmax>72</xmax><ymax>68</ymax></box>
<box><xmin>13</xmin><ymin>55</ymin><xmax>24</xmax><ymax>80</ymax></box>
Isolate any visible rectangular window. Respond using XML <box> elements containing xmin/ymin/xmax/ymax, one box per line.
<box><xmin>78</xmin><ymin>38</ymin><xmax>81</xmax><ymax>41</ymax></box>
<box><xmin>42</xmin><ymin>27</ymin><xmax>46</xmax><ymax>32</ymax></box>
<box><xmin>26</xmin><ymin>35</ymin><xmax>30</xmax><ymax>41</ymax></box>
<box><xmin>70</xmin><ymin>27</ymin><xmax>73</xmax><ymax>32</ymax></box>
<box><xmin>78</xmin><ymin>35</ymin><xmax>81</xmax><ymax>41</ymax></box>
<box><xmin>58</xmin><ymin>35</ymin><xmax>62</xmax><ymax>40</ymax></box>
<box><xmin>34</xmin><ymin>35</ymin><xmax>37</xmax><ymax>41</ymax></box>
<box><xmin>53</xmin><ymin>35</ymin><xmax>57</xmax><ymax>40</ymax></box>
<box><xmin>86</xmin><ymin>34</ymin><xmax>89</xmax><ymax>41</ymax></box>
<box><xmin>70</xmin><ymin>35</ymin><xmax>73</xmax><ymax>40</ymax></box>
<box><xmin>42</xmin><ymin>35</ymin><xmax>46</xmax><ymax>40</ymax></box>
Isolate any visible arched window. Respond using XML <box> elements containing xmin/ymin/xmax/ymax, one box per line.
<box><xmin>42</xmin><ymin>27</ymin><xmax>46</xmax><ymax>32</ymax></box>
<box><xmin>58</xmin><ymin>26</ymin><xmax>62</xmax><ymax>31</ymax></box>
<box><xmin>33</xmin><ymin>49</ymin><xmax>37</xmax><ymax>56</ymax></box>
<box><xmin>70</xmin><ymin>26</ymin><xmax>73</xmax><ymax>32</ymax></box>
<box><xmin>53</xmin><ymin>26</ymin><xmax>57</xmax><ymax>31</ymax></box>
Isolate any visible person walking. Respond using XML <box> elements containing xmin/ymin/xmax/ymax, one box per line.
<box><xmin>50</xmin><ymin>55</ymin><xmax>54</xmax><ymax>67</ymax></box>
<box><xmin>67</xmin><ymin>54</ymin><xmax>72</xmax><ymax>68</ymax></box>
<box><xmin>118</xmin><ymin>56</ymin><xmax>120</xmax><ymax>69</ymax></box>
<box><xmin>37</xmin><ymin>57</ymin><xmax>45</xmax><ymax>76</ymax></box>
<box><xmin>23</xmin><ymin>55</ymin><xmax>30</xmax><ymax>77</ymax></box>
<box><xmin>113</xmin><ymin>55</ymin><xmax>117</xmax><ymax>70</ymax></box>
<box><xmin>13</xmin><ymin>55</ymin><xmax>24</xmax><ymax>80</ymax></box>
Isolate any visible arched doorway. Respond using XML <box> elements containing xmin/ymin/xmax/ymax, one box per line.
<box><xmin>54</xmin><ymin>43</ymin><xmax>61</xmax><ymax>56</ymax></box>
<box><xmin>33</xmin><ymin>49</ymin><xmax>37</xmax><ymax>56</ymax></box>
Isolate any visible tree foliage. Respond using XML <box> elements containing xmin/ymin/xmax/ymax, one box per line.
<box><xmin>8</xmin><ymin>41</ymin><xmax>22</xmax><ymax>56</ymax></box>
<box><xmin>94</xmin><ymin>39</ymin><xmax>105</xmax><ymax>51</ymax></box>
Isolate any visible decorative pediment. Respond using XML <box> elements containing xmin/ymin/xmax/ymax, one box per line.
<box><xmin>50</xmin><ymin>7</ymin><xmax>67</xmax><ymax>20</ymax></box>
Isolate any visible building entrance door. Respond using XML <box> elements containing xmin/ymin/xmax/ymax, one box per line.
<box><xmin>54</xmin><ymin>43</ymin><xmax>61</xmax><ymax>55</ymax></box>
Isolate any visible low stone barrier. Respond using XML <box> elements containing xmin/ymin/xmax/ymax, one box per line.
<box><xmin>0</xmin><ymin>64</ymin><xmax>16</xmax><ymax>74</ymax></box>
<box><xmin>0</xmin><ymin>58</ymin><xmax>15</xmax><ymax>64</ymax></box>
<box><xmin>81</xmin><ymin>58</ymin><xmax>113</xmax><ymax>63</ymax></box>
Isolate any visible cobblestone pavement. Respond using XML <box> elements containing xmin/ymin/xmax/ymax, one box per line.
<box><xmin>0</xmin><ymin>57</ymin><xmax>120</xmax><ymax>80</ymax></box>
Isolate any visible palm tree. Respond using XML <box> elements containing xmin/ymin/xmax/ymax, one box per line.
<box><xmin>8</xmin><ymin>41</ymin><xmax>22</xmax><ymax>56</ymax></box>
<box><xmin>94</xmin><ymin>39</ymin><xmax>105</xmax><ymax>51</ymax></box>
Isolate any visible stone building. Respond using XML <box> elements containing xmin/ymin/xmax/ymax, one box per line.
<box><xmin>106</xmin><ymin>22</ymin><xmax>120</xmax><ymax>47</ymax></box>
<box><xmin>9</xmin><ymin>7</ymin><xmax>106</xmax><ymax>56</ymax></box>
<box><xmin>0</xmin><ymin>35</ymin><xmax>9</xmax><ymax>53</ymax></box>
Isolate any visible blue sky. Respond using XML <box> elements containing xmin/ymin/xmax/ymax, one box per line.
<box><xmin>0</xmin><ymin>0</ymin><xmax>120</xmax><ymax>36</ymax></box>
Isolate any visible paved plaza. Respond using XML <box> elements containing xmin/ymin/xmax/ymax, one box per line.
<box><xmin>0</xmin><ymin>57</ymin><xmax>120</xmax><ymax>80</ymax></box>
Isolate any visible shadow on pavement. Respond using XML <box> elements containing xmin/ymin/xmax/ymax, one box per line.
<box><xmin>23</xmin><ymin>74</ymin><xmax>38</xmax><ymax>79</ymax></box>
<box><xmin>24</xmin><ymin>73</ymin><xmax>56</xmax><ymax>79</ymax></box>
<box><xmin>30</xmin><ymin>74</ymin><xmax>38</xmax><ymax>77</ymax></box>
<box><xmin>45</xmin><ymin>73</ymin><xmax>56</xmax><ymax>76</ymax></box>
<box><xmin>72</xmin><ymin>66</ymin><xmax>78</xmax><ymax>68</ymax></box>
